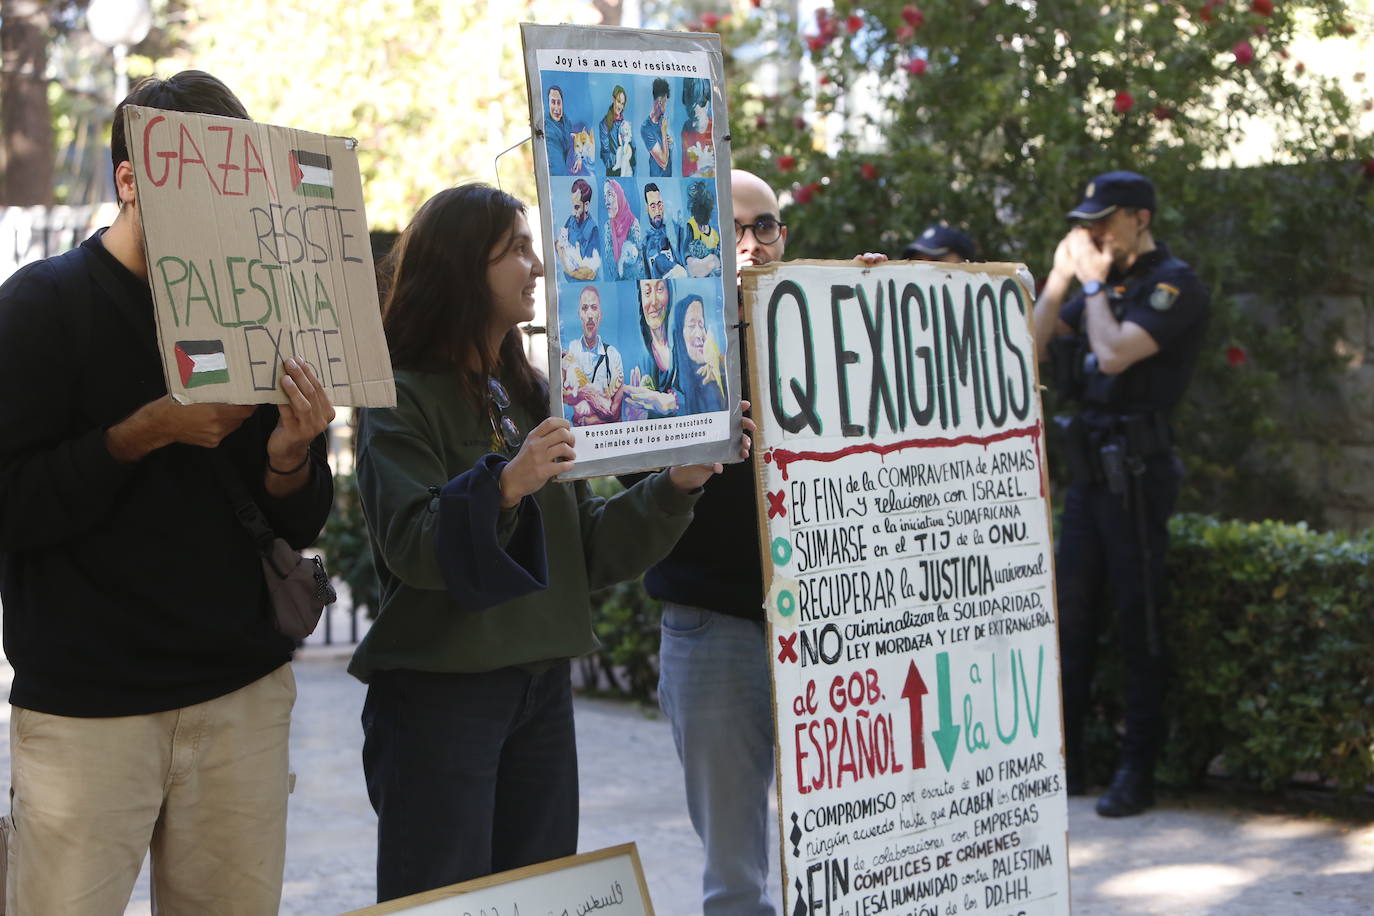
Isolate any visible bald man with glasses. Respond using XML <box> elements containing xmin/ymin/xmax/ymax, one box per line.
<box><xmin>635</xmin><ymin>169</ymin><xmax>786</xmax><ymax>916</ymax></box>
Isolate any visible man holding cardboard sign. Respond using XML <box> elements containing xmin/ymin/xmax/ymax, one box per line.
<box><xmin>644</xmin><ymin>169</ymin><xmax>786</xmax><ymax>916</ymax></box>
<box><xmin>0</xmin><ymin>71</ymin><xmax>334</xmax><ymax>914</ymax></box>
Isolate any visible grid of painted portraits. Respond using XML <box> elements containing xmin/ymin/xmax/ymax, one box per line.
<box><xmin>542</xmin><ymin>69</ymin><xmax>729</xmax><ymax>427</ymax></box>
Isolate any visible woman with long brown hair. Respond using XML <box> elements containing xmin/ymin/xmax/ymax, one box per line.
<box><xmin>348</xmin><ymin>183</ymin><xmax>738</xmax><ymax>902</ymax></box>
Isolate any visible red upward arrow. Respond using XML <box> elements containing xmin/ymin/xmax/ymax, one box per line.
<box><xmin>900</xmin><ymin>660</ymin><xmax>929</xmax><ymax>771</ymax></box>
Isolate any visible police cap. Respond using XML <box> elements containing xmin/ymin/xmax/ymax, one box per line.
<box><xmin>1066</xmin><ymin>171</ymin><xmax>1156</xmax><ymax>222</ymax></box>
<box><xmin>901</xmin><ymin>224</ymin><xmax>978</xmax><ymax>262</ymax></box>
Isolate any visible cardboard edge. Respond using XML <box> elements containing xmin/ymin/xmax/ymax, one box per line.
<box><xmin>125</xmin><ymin>105</ymin><xmax>395</xmax><ymax>409</ymax></box>
<box><xmin>1016</xmin><ymin>265</ymin><xmax>1074</xmax><ymax>813</ymax></box>
<box><xmin>741</xmin><ymin>265</ymin><xmax>794</xmax><ymax>915</ymax></box>
<box><xmin>745</xmin><ymin>260</ymin><xmax>1062</xmax><ymax>915</ymax></box>
<box><xmin>336</xmin><ymin>842</ymin><xmax>652</xmax><ymax>916</ymax></box>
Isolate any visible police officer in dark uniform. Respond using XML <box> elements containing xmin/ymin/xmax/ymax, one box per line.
<box><xmin>902</xmin><ymin>223</ymin><xmax>979</xmax><ymax>263</ymax></box>
<box><xmin>1032</xmin><ymin>171</ymin><xmax>1209</xmax><ymax>817</ymax></box>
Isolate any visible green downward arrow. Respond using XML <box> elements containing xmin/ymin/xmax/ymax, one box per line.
<box><xmin>931</xmin><ymin>651</ymin><xmax>961</xmax><ymax>771</ymax></box>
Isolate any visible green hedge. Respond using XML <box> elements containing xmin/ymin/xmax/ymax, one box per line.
<box><xmin>582</xmin><ymin>577</ymin><xmax>662</xmax><ymax>700</ymax></box>
<box><xmin>1148</xmin><ymin>514</ymin><xmax>1374</xmax><ymax>796</ymax></box>
<box><xmin>319</xmin><ymin>471</ymin><xmax>380</xmax><ymax>620</ymax></box>
<box><xmin>588</xmin><ymin>513</ymin><xmax>1374</xmax><ymax>796</ymax></box>
<box><xmin>319</xmin><ymin>473</ymin><xmax>1374</xmax><ymax>795</ymax></box>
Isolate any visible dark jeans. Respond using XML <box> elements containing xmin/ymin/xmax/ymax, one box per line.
<box><xmin>1056</xmin><ymin>454</ymin><xmax>1180</xmax><ymax>769</ymax></box>
<box><xmin>361</xmin><ymin>662</ymin><xmax>578</xmax><ymax>902</ymax></box>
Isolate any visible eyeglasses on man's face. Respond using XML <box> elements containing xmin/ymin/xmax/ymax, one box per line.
<box><xmin>486</xmin><ymin>377</ymin><xmax>524</xmax><ymax>455</ymax></box>
<box><xmin>735</xmin><ymin>216</ymin><xmax>785</xmax><ymax>245</ymax></box>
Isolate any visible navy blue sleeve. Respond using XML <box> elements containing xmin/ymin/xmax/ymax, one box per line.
<box><xmin>1120</xmin><ymin>265</ymin><xmax>1209</xmax><ymax>351</ymax></box>
<box><xmin>1059</xmin><ymin>292</ymin><xmax>1086</xmax><ymax>334</ymax></box>
<box><xmin>434</xmin><ymin>453</ymin><xmax>548</xmax><ymax>611</ymax></box>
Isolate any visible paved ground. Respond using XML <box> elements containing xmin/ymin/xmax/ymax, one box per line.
<box><xmin>0</xmin><ymin>649</ymin><xmax>1369</xmax><ymax>914</ymax></box>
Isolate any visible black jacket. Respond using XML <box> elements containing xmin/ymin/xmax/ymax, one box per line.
<box><xmin>622</xmin><ymin>458</ymin><xmax>764</xmax><ymax>621</ymax></box>
<box><xmin>0</xmin><ymin>232</ymin><xmax>333</xmax><ymax>716</ymax></box>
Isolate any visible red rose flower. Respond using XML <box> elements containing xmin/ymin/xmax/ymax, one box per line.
<box><xmin>1295</xmin><ymin>61</ymin><xmax>1305</xmax><ymax>74</ymax></box>
<box><xmin>860</xmin><ymin>162</ymin><xmax>879</xmax><ymax>180</ymax></box>
<box><xmin>1233</xmin><ymin>40</ymin><xmax>1255</xmax><ymax>66</ymax></box>
<box><xmin>896</xmin><ymin>24</ymin><xmax>915</xmax><ymax>41</ymax></box>
<box><xmin>776</xmin><ymin>155</ymin><xmax>797</xmax><ymax>172</ymax></box>
<box><xmin>1153</xmin><ymin>105</ymin><xmax>1174</xmax><ymax>120</ymax></box>
<box><xmin>1114</xmin><ymin>91</ymin><xmax>1135</xmax><ymax>113</ymax></box>
<box><xmin>1251</xmin><ymin>0</ymin><xmax>1273</xmax><ymax>16</ymax></box>
<box><xmin>794</xmin><ymin>183</ymin><xmax>815</xmax><ymax>205</ymax></box>
<box><xmin>819</xmin><ymin>74</ymin><xmax>831</xmax><ymax>85</ymax></box>
<box><xmin>905</xmin><ymin>57</ymin><xmax>928</xmax><ymax>76</ymax></box>
<box><xmin>902</xmin><ymin>4</ymin><xmax>925</xmax><ymax>28</ymax></box>
<box><xmin>1225</xmin><ymin>345</ymin><xmax>1248</xmax><ymax>368</ymax></box>
<box><xmin>1199</xmin><ymin>2</ymin><xmax>1214</xmax><ymax>23</ymax></box>
<box><xmin>806</xmin><ymin>34</ymin><xmax>826</xmax><ymax>52</ymax></box>
<box><xmin>701</xmin><ymin>12</ymin><xmax>721</xmax><ymax>30</ymax></box>
<box><xmin>846</xmin><ymin>14</ymin><xmax>863</xmax><ymax>33</ymax></box>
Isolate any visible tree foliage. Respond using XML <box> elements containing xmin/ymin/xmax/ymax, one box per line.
<box><xmin>1</xmin><ymin>0</ymin><xmax>57</xmax><ymax>204</ymax></box>
<box><xmin>693</xmin><ymin>0</ymin><xmax>1374</xmax><ymax>523</ymax></box>
<box><xmin>152</xmin><ymin>0</ymin><xmax>600</xmax><ymax>228</ymax></box>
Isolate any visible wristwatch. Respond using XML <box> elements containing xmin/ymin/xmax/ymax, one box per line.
<box><xmin>1082</xmin><ymin>280</ymin><xmax>1105</xmax><ymax>298</ymax></box>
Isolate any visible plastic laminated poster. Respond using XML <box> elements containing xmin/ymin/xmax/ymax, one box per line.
<box><xmin>521</xmin><ymin>22</ymin><xmax>742</xmax><ymax>479</ymax></box>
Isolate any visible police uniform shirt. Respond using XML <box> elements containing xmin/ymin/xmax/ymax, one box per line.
<box><xmin>1060</xmin><ymin>241</ymin><xmax>1209</xmax><ymax>414</ymax></box>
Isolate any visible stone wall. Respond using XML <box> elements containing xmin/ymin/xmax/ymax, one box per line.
<box><xmin>1289</xmin><ymin>289</ymin><xmax>1374</xmax><ymax>531</ymax></box>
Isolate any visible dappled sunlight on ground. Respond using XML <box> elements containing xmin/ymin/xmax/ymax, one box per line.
<box><xmin>1067</xmin><ymin>798</ymin><xmax>1374</xmax><ymax>915</ymax></box>
<box><xmin>0</xmin><ymin>654</ymin><xmax>1365</xmax><ymax>914</ymax></box>
<box><xmin>1098</xmin><ymin>863</ymin><xmax>1251</xmax><ymax>905</ymax></box>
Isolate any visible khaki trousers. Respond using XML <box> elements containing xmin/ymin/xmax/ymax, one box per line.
<box><xmin>6</xmin><ymin>663</ymin><xmax>295</xmax><ymax>916</ymax></box>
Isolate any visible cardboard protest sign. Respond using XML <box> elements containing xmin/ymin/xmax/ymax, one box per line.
<box><xmin>521</xmin><ymin>23</ymin><xmax>742</xmax><ymax>478</ymax></box>
<box><xmin>745</xmin><ymin>260</ymin><xmax>1071</xmax><ymax>916</ymax></box>
<box><xmin>126</xmin><ymin>106</ymin><xmax>395</xmax><ymax>407</ymax></box>
<box><xmin>339</xmin><ymin>844</ymin><xmax>655</xmax><ymax>916</ymax></box>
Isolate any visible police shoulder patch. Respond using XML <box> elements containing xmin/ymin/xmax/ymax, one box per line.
<box><xmin>1149</xmin><ymin>282</ymin><xmax>1180</xmax><ymax>311</ymax></box>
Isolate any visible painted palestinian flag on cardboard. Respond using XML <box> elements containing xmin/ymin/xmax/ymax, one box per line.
<box><xmin>289</xmin><ymin>150</ymin><xmax>334</xmax><ymax>199</ymax></box>
<box><xmin>175</xmin><ymin>340</ymin><xmax>230</xmax><ymax>388</ymax></box>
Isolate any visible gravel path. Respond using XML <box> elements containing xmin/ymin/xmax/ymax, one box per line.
<box><xmin>0</xmin><ymin>650</ymin><xmax>1368</xmax><ymax>914</ymax></box>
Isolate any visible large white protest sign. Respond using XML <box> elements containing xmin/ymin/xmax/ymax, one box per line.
<box><xmin>127</xmin><ymin>106</ymin><xmax>395</xmax><ymax>407</ymax></box>
<box><xmin>521</xmin><ymin>23</ymin><xmax>742</xmax><ymax>478</ymax></box>
<box><xmin>745</xmin><ymin>260</ymin><xmax>1071</xmax><ymax>916</ymax></box>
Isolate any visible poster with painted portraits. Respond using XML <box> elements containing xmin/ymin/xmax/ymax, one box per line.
<box><xmin>522</xmin><ymin>23</ymin><xmax>739</xmax><ymax>479</ymax></box>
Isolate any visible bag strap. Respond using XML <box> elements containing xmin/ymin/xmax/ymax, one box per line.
<box><xmin>210</xmin><ymin>450</ymin><xmax>278</xmax><ymax>558</ymax></box>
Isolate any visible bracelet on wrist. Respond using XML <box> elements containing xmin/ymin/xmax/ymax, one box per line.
<box><xmin>267</xmin><ymin>453</ymin><xmax>311</xmax><ymax>475</ymax></box>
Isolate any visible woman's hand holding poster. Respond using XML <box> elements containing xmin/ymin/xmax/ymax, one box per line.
<box><xmin>522</xmin><ymin>24</ymin><xmax>742</xmax><ymax>479</ymax></box>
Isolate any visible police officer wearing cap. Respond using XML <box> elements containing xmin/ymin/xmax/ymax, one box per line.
<box><xmin>1032</xmin><ymin>171</ymin><xmax>1209</xmax><ymax>817</ymax></box>
<box><xmin>902</xmin><ymin>223</ymin><xmax>978</xmax><ymax>263</ymax></box>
